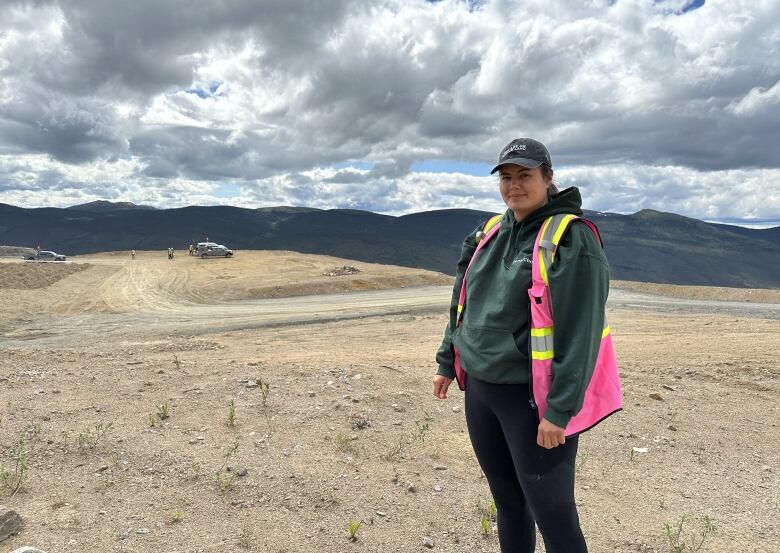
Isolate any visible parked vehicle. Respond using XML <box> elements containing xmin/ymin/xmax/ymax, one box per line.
<box><xmin>198</xmin><ymin>243</ymin><xmax>233</xmax><ymax>258</ymax></box>
<box><xmin>196</xmin><ymin>242</ymin><xmax>219</xmax><ymax>252</ymax></box>
<box><xmin>24</xmin><ymin>250</ymin><xmax>66</xmax><ymax>261</ymax></box>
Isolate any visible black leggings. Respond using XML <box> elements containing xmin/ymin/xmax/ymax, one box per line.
<box><xmin>465</xmin><ymin>376</ymin><xmax>587</xmax><ymax>553</ymax></box>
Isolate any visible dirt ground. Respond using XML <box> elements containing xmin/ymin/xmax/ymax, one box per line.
<box><xmin>0</xmin><ymin>252</ymin><xmax>778</xmax><ymax>553</ymax></box>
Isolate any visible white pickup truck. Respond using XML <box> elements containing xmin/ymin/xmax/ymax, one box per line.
<box><xmin>24</xmin><ymin>250</ymin><xmax>67</xmax><ymax>261</ymax></box>
<box><xmin>196</xmin><ymin>242</ymin><xmax>233</xmax><ymax>258</ymax></box>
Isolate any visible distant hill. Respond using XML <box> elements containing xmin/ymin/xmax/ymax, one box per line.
<box><xmin>710</xmin><ymin>222</ymin><xmax>780</xmax><ymax>244</ymax></box>
<box><xmin>66</xmin><ymin>200</ymin><xmax>157</xmax><ymax>212</ymax></box>
<box><xmin>0</xmin><ymin>201</ymin><xmax>778</xmax><ymax>288</ymax></box>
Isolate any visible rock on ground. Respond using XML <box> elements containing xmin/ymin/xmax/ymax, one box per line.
<box><xmin>0</xmin><ymin>508</ymin><xmax>24</xmax><ymax>544</ymax></box>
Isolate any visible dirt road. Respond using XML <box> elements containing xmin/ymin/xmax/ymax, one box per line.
<box><xmin>3</xmin><ymin>254</ymin><xmax>777</xmax><ymax>349</ymax></box>
<box><xmin>0</xmin><ymin>251</ymin><xmax>453</xmax><ymax>348</ymax></box>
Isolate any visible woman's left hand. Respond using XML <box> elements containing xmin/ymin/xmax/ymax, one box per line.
<box><xmin>537</xmin><ymin>418</ymin><xmax>566</xmax><ymax>449</ymax></box>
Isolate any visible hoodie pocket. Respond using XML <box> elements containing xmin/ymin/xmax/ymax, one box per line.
<box><xmin>453</xmin><ymin>323</ymin><xmax>527</xmax><ymax>373</ymax></box>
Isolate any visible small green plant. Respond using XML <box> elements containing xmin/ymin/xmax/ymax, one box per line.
<box><xmin>0</xmin><ymin>436</ymin><xmax>29</xmax><ymax>497</ymax></box>
<box><xmin>258</xmin><ymin>378</ymin><xmax>270</xmax><ymax>408</ymax></box>
<box><xmin>257</xmin><ymin>378</ymin><xmax>273</xmax><ymax>435</ymax></box>
<box><xmin>414</xmin><ymin>414</ymin><xmax>433</xmax><ymax>441</ymax></box>
<box><xmin>215</xmin><ymin>440</ymin><xmax>240</xmax><ymax>494</ymax></box>
<box><xmin>173</xmin><ymin>355</ymin><xmax>182</xmax><ymax>370</ymax></box>
<box><xmin>227</xmin><ymin>400</ymin><xmax>236</xmax><ymax>427</ymax></box>
<box><xmin>170</xmin><ymin>510</ymin><xmax>184</xmax><ymax>524</ymax></box>
<box><xmin>334</xmin><ymin>432</ymin><xmax>360</xmax><ymax>456</ymax></box>
<box><xmin>478</xmin><ymin>499</ymin><xmax>497</xmax><ymax>537</ymax></box>
<box><xmin>148</xmin><ymin>413</ymin><xmax>159</xmax><ymax>428</ymax></box>
<box><xmin>157</xmin><ymin>402</ymin><xmax>170</xmax><ymax>420</ymax></box>
<box><xmin>382</xmin><ymin>412</ymin><xmax>434</xmax><ymax>460</ymax></box>
<box><xmin>664</xmin><ymin>515</ymin><xmax>717</xmax><ymax>552</ymax></box>
<box><xmin>346</xmin><ymin>519</ymin><xmax>362</xmax><ymax>541</ymax></box>
<box><xmin>216</xmin><ymin>471</ymin><xmax>236</xmax><ymax>494</ymax></box>
<box><xmin>77</xmin><ymin>421</ymin><xmax>114</xmax><ymax>452</ymax></box>
<box><xmin>334</xmin><ymin>432</ymin><xmax>350</xmax><ymax>447</ymax></box>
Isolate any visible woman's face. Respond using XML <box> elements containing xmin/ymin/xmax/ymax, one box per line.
<box><xmin>498</xmin><ymin>164</ymin><xmax>551</xmax><ymax>221</ymax></box>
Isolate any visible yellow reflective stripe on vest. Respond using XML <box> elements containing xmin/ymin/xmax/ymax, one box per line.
<box><xmin>538</xmin><ymin>215</ymin><xmax>554</xmax><ymax>242</ymax></box>
<box><xmin>476</xmin><ymin>214</ymin><xmax>503</xmax><ymax>243</ymax></box>
<box><xmin>530</xmin><ymin>326</ymin><xmax>554</xmax><ymax>360</ymax></box>
<box><xmin>538</xmin><ymin>214</ymin><xmax>578</xmax><ymax>286</ymax></box>
<box><xmin>483</xmin><ymin>214</ymin><xmax>502</xmax><ymax>233</ymax></box>
<box><xmin>537</xmin><ymin>217</ymin><xmax>555</xmax><ymax>285</ymax></box>
<box><xmin>552</xmin><ymin>214</ymin><xmax>578</xmax><ymax>247</ymax></box>
<box><xmin>538</xmin><ymin>251</ymin><xmax>549</xmax><ymax>289</ymax></box>
<box><xmin>530</xmin><ymin>325</ymin><xmax>610</xmax><ymax>361</ymax></box>
<box><xmin>457</xmin><ymin>304</ymin><xmax>464</xmax><ymax>314</ymax></box>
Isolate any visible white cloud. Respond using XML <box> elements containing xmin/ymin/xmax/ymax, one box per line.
<box><xmin>560</xmin><ymin>164</ymin><xmax>780</xmax><ymax>222</ymax></box>
<box><xmin>728</xmin><ymin>81</ymin><xmax>780</xmax><ymax>117</ymax></box>
<box><xmin>0</xmin><ymin>0</ymin><xmax>777</xmax><ymax>221</ymax></box>
<box><xmin>1</xmin><ymin>151</ymin><xmax>778</xmax><ymax>223</ymax></box>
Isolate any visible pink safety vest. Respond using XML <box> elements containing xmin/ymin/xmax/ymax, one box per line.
<box><xmin>453</xmin><ymin>213</ymin><xmax>623</xmax><ymax>437</ymax></box>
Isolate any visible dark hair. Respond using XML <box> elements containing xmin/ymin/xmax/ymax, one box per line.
<box><xmin>541</xmin><ymin>164</ymin><xmax>559</xmax><ymax>195</ymax></box>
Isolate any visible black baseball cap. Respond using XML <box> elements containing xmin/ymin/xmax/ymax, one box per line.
<box><xmin>490</xmin><ymin>138</ymin><xmax>552</xmax><ymax>174</ymax></box>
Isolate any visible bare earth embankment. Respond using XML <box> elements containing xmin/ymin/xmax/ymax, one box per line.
<box><xmin>1</xmin><ymin>251</ymin><xmax>778</xmax><ymax>552</ymax></box>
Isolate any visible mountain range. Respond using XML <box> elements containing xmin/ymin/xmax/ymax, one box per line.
<box><xmin>1</xmin><ymin>200</ymin><xmax>778</xmax><ymax>288</ymax></box>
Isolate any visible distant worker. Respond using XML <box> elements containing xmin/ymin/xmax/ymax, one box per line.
<box><xmin>189</xmin><ymin>244</ymin><xmax>194</xmax><ymax>256</ymax></box>
<box><xmin>131</xmin><ymin>249</ymin><xmax>135</xmax><ymax>260</ymax></box>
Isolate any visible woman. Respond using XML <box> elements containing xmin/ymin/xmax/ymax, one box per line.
<box><xmin>433</xmin><ymin>138</ymin><xmax>619</xmax><ymax>553</ymax></box>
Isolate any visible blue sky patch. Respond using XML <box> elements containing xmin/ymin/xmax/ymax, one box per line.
<box><xmin>654</xmin><ymin>0</ymin><xmax>705</xmax><ymax>14</ymax></box>
<box><xmin>186</xmin><ymin>87</ymin><xmax>209</xmax><ymax>99</ymax></box>
<box><xmin>411</xmin><ymin>160</ymin><xmax>492</xmax><ymax>176</ymax></box>
<box><xmin>214</xmin><ymin>183</ymin><xmax>241</xmax><ymax>198</ymax></box>
<box><xmin>681</xmin><ymin>0</ymin><xmax>705</xmax><ymax>13</ymax></box>
<box><xmin>426</xmin><ymin>0</ymin><xmax>484</xmax><ymax>11</ymax></box>
<box><xmin>186</xmin><ymin>81</ymin><xmax>224</xmax><ymax>99</ymax></box>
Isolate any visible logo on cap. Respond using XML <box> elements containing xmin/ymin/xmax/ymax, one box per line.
<box><xmin>502</xmin><ymin>143</ymin><xmax>526</xmax><ymax>159</ymax></box>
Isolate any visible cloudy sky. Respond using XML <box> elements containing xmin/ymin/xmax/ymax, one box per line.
<box><xmin>0</xmin><ymin>0</ymin><xmax>778</xmax><ymax>225</ymax></box>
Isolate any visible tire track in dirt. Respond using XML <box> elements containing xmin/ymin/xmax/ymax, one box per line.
<box><xmin>1</xmin><ymin>284</ymin><xmax>452</xmax><ymax>346</ymax></box>
<box><xmin>98</xmin><ymin>260</ymin><xmax>208</xmax><ymax>313</ymax></box>
<box><xmin>4</xmin><ymin>282</ymin><xmax>779</xmax><ymax>349</ymax></box>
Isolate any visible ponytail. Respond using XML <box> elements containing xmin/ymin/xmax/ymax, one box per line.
<box><xmin>541</xmin><ymin>164</ymin><xmax>558</xmax><ymax>195</ymax></box>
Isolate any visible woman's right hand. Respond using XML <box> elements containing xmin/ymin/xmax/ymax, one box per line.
<box><xmin>432</xmin><ymin>375</ymin><xmax>453</xmax><ymax>400</ymax></box>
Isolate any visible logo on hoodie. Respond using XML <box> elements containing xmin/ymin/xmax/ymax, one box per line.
<box><xmin>512</xmin><ymin>256</ymin><xmax>532</xmax><ymax>265</ymax></box>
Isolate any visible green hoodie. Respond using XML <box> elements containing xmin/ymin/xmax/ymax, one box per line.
<box><xmin>435</xmin><ymin>187</ymin><xmax>610</xmax><ymax>428</ymax></box>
